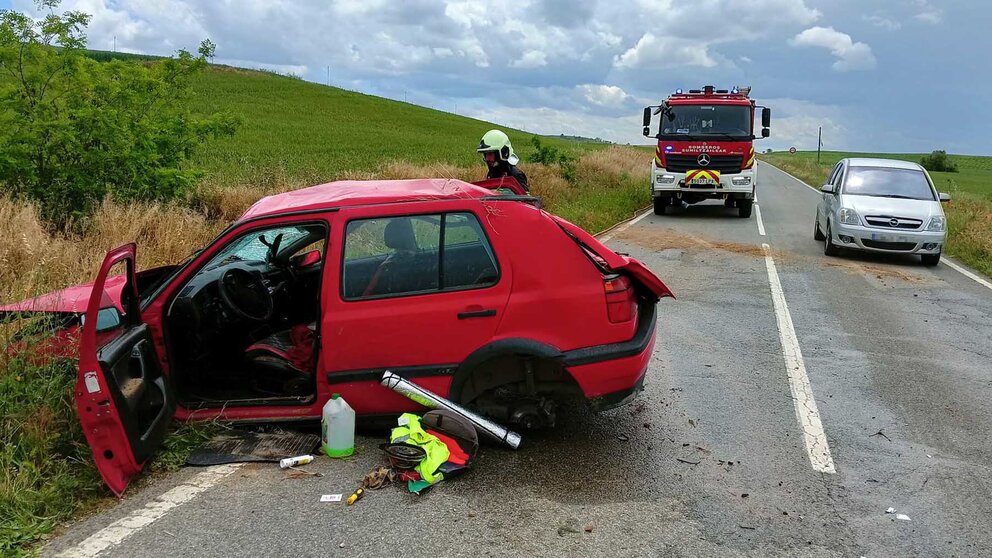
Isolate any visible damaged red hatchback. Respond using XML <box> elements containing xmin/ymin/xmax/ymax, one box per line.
<box><xmin>1</xmin><ymin>178</ymin><xmax>672</xmax><ymax>495</ymax></box>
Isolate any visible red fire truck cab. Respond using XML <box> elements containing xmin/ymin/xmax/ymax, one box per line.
<box><xmin>642</xmin><ymin>85</ymin><xmax>771</xmax><ymax>217</ymax></box>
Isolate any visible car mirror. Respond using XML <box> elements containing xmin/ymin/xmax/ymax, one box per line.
<box><xmin>291</xmin><ymin>249</ymin><xmax>322</xmax><ymax>268</ymax></box>
<box><xmin>820</xmin><ymin>184</ymin><xmax>834</xmax><ymax>194</ymax></box>
<box><xmin>939</xmin><ymin>192</ymin><xmax>951</xmax><ymax>202</ymax></box>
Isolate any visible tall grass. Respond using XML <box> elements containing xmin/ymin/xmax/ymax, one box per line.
<box><xmin>760</xmin><ymin>152</ymin><xmax>992</xmax><ymax>277</ymax></box>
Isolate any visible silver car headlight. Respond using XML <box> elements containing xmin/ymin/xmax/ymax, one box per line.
<box><xmin>926</xmin><ymin>216</ymin><xmax>946</xmax><ymax>232</ymax></box>
<box><xmin>838</xmin><ymin>208</ymin><xmax>860</xmax><ymax>226</ymax></box>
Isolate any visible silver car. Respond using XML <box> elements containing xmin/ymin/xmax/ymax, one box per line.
<box><xmin>814</xmin><ymin>158</ymin><xmax>950</xmax><ymax>266</ymax></box>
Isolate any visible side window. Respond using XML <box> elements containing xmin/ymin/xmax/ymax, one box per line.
<box><xmin>343</xmin><ymin>216</ymin><xmax>440</xmax><ymax>299</ymax></box>
<box><xmin>828</xmin><ymin>163</ymin><xmax>842</xmax><ymax>186</ymax></box>
<box><xmin>442</xmin><ymin>213</ymin><xmax>498</xmax><ymax>289</ymax></box>
<box><xmin>342</xmin><ymin>212</ymin><xmax>499</xmax><ymax>300</ymax></box>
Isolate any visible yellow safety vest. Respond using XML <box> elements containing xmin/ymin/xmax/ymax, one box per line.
<box><xmin>390</xmin><ymin>413</ymin><xmax>450</xmax><ymax>484</ymax></box>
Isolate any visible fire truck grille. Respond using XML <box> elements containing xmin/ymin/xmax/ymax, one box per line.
<box><xmin>665</xmin><ymin>155</ymin><xmax>743</xmax><ymax>174</ymax></box>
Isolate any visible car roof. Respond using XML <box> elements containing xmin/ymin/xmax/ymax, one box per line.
<box><xmin>239</xmin><ymin>178</ymin><xmax>496</xmax><ymax>220</ymax></box>
<box><xmin>844</xmin><ymin>158</ymin><xmax>924</xmax><ymax>171</ymax></box>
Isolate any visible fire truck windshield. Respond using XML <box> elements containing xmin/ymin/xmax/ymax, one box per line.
<box><xmin>658</xmin><ymin>104</ymin><xmax>752</xmax><ymax>140</ymax></box>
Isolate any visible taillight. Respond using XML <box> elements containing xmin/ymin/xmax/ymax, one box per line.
<box><xmin>604</xmin><ymin>274</ymin><xmax>636</xmax><ymax>323</ymax></box>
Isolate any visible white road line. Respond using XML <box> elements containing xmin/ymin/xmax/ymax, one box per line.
<box><xmin>599</xmin><ymin>208</ymin><xmax>653</xmax><ymax>242</ymax></box>
<box><xmin>58</xmin><ymin>464</ymin><xmax>241</xmax><ymax>558</ymax></box>
<box><xmin>942</xmin><ymin>258</ymin><xmax>992</xmax><ymax>291</ymax></box>
<box><xmin>761</xmin><ymin>243</ymin><xmax>836</xmax><ymax>474</ymax></box>
<box><xmin>754</xmin><ymin>204</ymin><xmax>766</xmax><ymax>236</ymax></box>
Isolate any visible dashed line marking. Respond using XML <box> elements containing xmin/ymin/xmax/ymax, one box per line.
<box><xmin>754</xmin><ymin>204</ymin><xmax>766</xmax><ymax>236</ymax></box>
<box><xmin>762</xmin><ymin>243</ymin><xmax>836</xmax><ymax>474</ymax></box>
<box><xmin>58</xmin><ymin>464</ymin><xmax>242</xmax><ymax>558</ymax></box>
<box><xmin>599</xmin><ymin>208</ymin><xmax>652</xmax><ymax>242</ymax></box>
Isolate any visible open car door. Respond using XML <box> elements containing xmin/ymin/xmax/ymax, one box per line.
<box><xmin>77</xmin><ymin>244</ymin><xmax>175</xmax><ymax>496</ymax></box>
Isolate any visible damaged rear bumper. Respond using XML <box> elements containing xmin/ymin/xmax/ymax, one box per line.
<box><xmin>562</xmin><ymin>302</ymin><xmax>656</xmax><ymax>412</ymax></box>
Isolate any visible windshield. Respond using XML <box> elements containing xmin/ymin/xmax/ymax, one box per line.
<box><xmin>204</xmin><ymin>225</ymin><xmax>312</xmax><ymax>270</ymax></box>
<box><xmin>842</xmin><ymin>167</ymin><xmax>936</xmax><ymax>200</ymax></box>
<box><xmin>658</xmin><ymin>104</ymin><xmax>752</xmax><ymax>139</ymax></box>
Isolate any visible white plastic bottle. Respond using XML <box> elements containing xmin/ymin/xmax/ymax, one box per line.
<box><xmin>321</xmin><ymin>393</ymin><xmax>355</xmax><ymax>458</ymax></box>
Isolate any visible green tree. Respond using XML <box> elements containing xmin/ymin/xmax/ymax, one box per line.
<box><xmin>0</xmin><ymin>0</ymin><xmax>238</xmax><ymax>230</ymax></box>
<box><xmin>528</xmin><ymin>136</ymin><xmax>576</xmax><ymax>183</ymax></box>
<box><xmin>920</xmin><ymin>150</ymin><xmax>958</xmax><ymax>173</ymax></box>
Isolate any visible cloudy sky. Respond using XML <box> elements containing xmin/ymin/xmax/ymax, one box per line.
<box><xmin>5</xmin><ymin>0</ymin><xmax>990</xmax><ymax>154</ymax></box>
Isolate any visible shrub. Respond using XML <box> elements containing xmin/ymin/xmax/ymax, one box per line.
<box><xmin>528</xmin><ymin>136</ymin><xmax>577</xmax><ymax>183</ymax></box>
<box><xmin>920</xmin><ymin>150</ymin><xmax>958</xmax><ymax>173</ymax></box>
<box><xmin>0</xmin><ymin>0</ymin><xmax>239</xmax><ymax>231</ymax></box>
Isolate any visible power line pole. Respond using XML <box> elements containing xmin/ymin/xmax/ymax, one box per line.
<box><xmin>817</xmin><ymin>126</ymin><xmax>822</xmax><ymax>164</ymax></box>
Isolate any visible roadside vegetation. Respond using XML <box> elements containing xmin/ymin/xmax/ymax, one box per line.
<box><xmin>759</xmin><ymin>150</ymin><xmax>992</xmax><ymax>277</ymax></box>
<box><xmin>0</xmin><ymin>4</ymin><xmax>651</xmax><ymax>553</ymax></box>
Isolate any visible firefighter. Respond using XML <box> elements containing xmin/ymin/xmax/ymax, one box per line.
<box><xmin>477</xmin><ymin>129</ymin><xmax>529</xmax><ymax>192</ymax></box>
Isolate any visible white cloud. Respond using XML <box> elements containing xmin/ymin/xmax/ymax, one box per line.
<box><xmin>863</xmin><ymin>15</ymin><xmax>901</xmax><ymax>31</ymax></box>
<box><xmin>757</xmin><ymin>98</ymin><xmax>847</xmax><ymax>152</ymax></box>
<box><xmin>791</xmin><ymin>26</ymin><xmax>876</xmax><ymax>71</ymax></box>
<box><xmin>578</xmin><ymin>84</ymin><xmax>629</xmax><ymax>107</ymax></box>
<box><xmin>614</xmin><ymin>33</ymin><xmax>716</xmax><ymax>70</ymax></box>
<box><xmin>466</xmin><ymin>106</ymin><xmax>644</xmax><ymax>145</ymax></box>
<box><xmin>913</xmin><ymin>0</ymin><xmax>943</xmax><ymax>24</ymax></box>
<box><xmin>740</xmin><ymin>56</ymin><xmax>753</xmax><ymax>64</ymax></box>
<box><xmin>510</xmin><ymin>50</ymin><xmax>548</xmax><ymax>69</ymax></box>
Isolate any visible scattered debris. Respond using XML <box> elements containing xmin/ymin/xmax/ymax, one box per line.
<box><xmin>677</xmin><ymin>458</ymin><xmax>700</xmax><ymax>465</ymax></box>
<box><xmin>738</xmin><ymin>524</ymin><xmax>756</xmax><ymax>530</ymax></box>
<box><xmin>558</xmin><ymin>522</ymin><xmax>581</xmax><ymax>536</ymax></box>
<box><xmin>643</xmin><ymin>423</ymin><xmax>651</xmax><ymax>429</ymax></box>
<box><xmin>741</xmin><ymin>493</ymin><xmax>749</xmax><ymax>499</ymax></box>
<box><xmin>362</xmin><ymin>466</ymin><xmax>397</xmax><ymax>489</ymax></box>
<box><xmin>284</xmin><ymin>467</ymin><xmax>322</xmax><ymax>479</ymax></box>
<box><xmin>688</xmin><ymin>419</ymin><xmax>696</xmax><ymax>427</ymax></box>
<box><xmin>320</xmin><ymin>494</ymin><xmax>343</xmax><ymax>503</ymax></box>
<box><xmin>347</xmin><ymin>487</ymin><xmax>365</xmax><ymax>505</ymax></box>
<box><xmin>468</xmin><ymin>511</ymin><xmax>477</xmax><ymax>518</ymax></box>
<box><xmin>869</xmin><ymin>429</ymin><xmax>891</xmax><ymax>442</ymax></box>
<box><xmin>896</xmin><ymin>514</ymin><xmax>911</xmax><ymax>522</ymax></box>
<box><xmin>584</xmin><ymin>524</ymin><xmax>594</xmax><ymax>533</ymax></box>
<box><xmin>630</xmin><ymin>401</ymin><xmax>646</xmax><ymax>415</ymax></box>
<box><xmin>695</xmin><ymin>446</ymin><xmax>711</xmax><ymax>454</ymax></box>
<box><xmin>382</xmin><ymin>371</ymin><xmax>521</xmax><ymax>449</ymax></box>
<box><xmin>886</xmin><ymin>507</ymin><xmax>896</xmax><ymax>514</ymax></box>
<box><xmin>617</xmin><ymin>434</ymin><xmax>630</xmax><ymax>441</ymax></box>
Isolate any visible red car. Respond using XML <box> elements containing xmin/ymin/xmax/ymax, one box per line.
<box><xmin>1</xmin><ymin>177</ymin><xmax>672</xmax><ymax>495</ymax></box>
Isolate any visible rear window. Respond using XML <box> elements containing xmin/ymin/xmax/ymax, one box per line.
<box><xmin>842</xmin><ymin>167</ymin><xmax>935</xmax><ymax>200</ymax></box>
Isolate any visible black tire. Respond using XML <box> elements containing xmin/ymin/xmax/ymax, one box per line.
<box><xmin>724</xmin><ymin>197</ymin><xmax>736</xmax><ymax>208</ymax></box>
<box><xmin>921</xmin><ymin>252</ymin><xmax>941</xmax><ymax>267</ymax></box>
<box><xmin>823</xmin><ymin>222</ymin><xmax>840</xmax><ymax>256</ymax></box>
<box><xmin>737</xmin><ymin>199</ymin><xmax>753</xmax><ymax>218</ymax></box>
<box><xmin>653</xmin><ymin>197</ymin><xmax>668</xmax><ymax>215</ymax></box>
<box><xmin>813</xmin><ymin>213</ymin><xmax>825</xmax><ymax>240</ymax></box>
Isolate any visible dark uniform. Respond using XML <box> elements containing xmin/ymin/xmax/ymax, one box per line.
<box><xmin>486</xmin><ymin>161</ymin><xmax>529</xmax><ymax>192</ymax></box>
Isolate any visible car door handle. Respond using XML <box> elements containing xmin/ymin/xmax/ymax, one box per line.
<box><xmin>457</xmin><ymin>309</ymin><xmax>497</xmax><ymax>320</ymax></box>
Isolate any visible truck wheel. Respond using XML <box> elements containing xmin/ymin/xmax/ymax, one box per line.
<box><xmin>653</xmin><ymin>197</ymin><xmax>668</xmax><ymax>215</ymax></box>
<box><xmin>824</xmin><ymin>222</ymin><xmax>840</xmax><ymax>256</ymax></box>
<box><xmin>813</xmin><ymin>213</ymin><xmax>825</xmax><ymax>240</ymax></box>
<box><xmin>737</xmin><ymin>199</ymin><xmax>753</xmax><ymax>218</ymax></box>
<box><xmin>724</xmin><ymin>197</ymin><xmax>735</xmax><ymax>208</ymax></box>
<box><xmin>921</xmin><ymin>252</ymin><xmax>941</xmax><ymax>267</ymax></box>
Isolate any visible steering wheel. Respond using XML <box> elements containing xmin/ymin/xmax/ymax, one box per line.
<box><xmin>217</xmin><ymin>268</ymin><xmax>274</xmax><ymax>322</ymax></box>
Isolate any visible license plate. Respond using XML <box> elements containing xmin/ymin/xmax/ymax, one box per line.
<box><xmin>686</xmin><ymin>169</ymin><xmax>720</xmax><ymax>186</ymax></box>
<box><xmin>870</xmin><ymin>232</ymin><xmax>909</xmax><ymax>242</ymax></box>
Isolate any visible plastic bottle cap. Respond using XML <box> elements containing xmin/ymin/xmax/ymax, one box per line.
<box><xmin>332</xmin><ymin>393</ymin><xmax>340</xmax><ymax>399</ymax></box>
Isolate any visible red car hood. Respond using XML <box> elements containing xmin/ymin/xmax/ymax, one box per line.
<box><xmin>0</xmin><ymin>275</ymin><xmax>126</xmax><ymax>314</ymax></box>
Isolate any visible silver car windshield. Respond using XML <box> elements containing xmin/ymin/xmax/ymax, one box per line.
<box><xmin>842</xmin><ymin>167</ymin><xmax>936</xmax><ymax>200</ymax></box>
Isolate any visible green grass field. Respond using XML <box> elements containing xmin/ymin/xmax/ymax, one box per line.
<box><xmin>760</xmin><ymin>151</ymin><xmax>992</xmax><ymax>277</ymax></box>
<box><xmin>190</xmin><ymin>66</ymin><xmax>606</xmax><ymax>186</ymax></box>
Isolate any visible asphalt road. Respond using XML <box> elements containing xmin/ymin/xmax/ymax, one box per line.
<box><xmin>46</xmin><ymin>161</ymin><xmax>992</xmax><ymax>557</ymax></box>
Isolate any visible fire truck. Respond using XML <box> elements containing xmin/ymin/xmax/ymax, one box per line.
<box><xmin>642</xmin><ymin>86</ymin><xmax>770</xmax><ymax>217</ymax></box>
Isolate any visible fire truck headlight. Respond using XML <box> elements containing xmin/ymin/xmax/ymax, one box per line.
<box><xmin>732</xmin><ymin>176</ymin><xmax>751</xmax><ymax>186</ymax></box>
